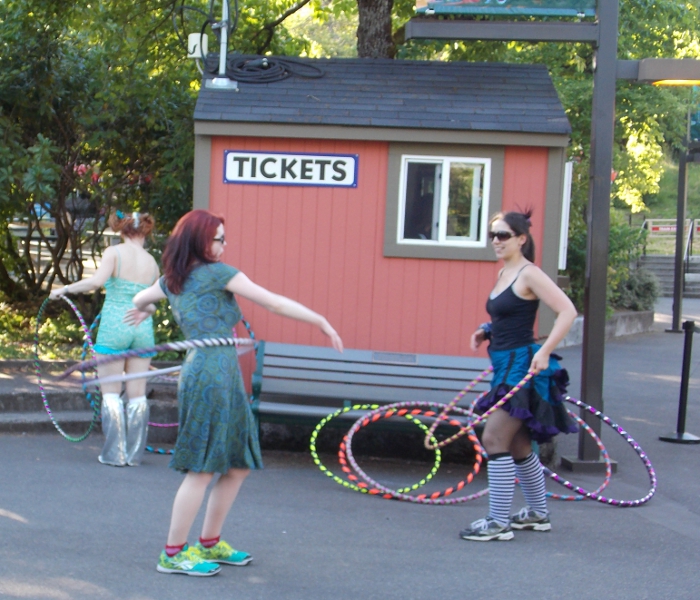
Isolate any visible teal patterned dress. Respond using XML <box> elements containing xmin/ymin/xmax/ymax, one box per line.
<box><xmin>159</xmin><ymin>262</ymin><xmax>263</xmax><ymax>473</ymax></box>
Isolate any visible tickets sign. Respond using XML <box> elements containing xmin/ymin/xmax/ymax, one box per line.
<box><xmin>415</xmin><ymin>0</ymin><xmax>596</xmax><ymax>17</ymax></box>
<box><xmin>224</xmin><ymin>151</ymin><xmax>358</xmax><ymax>188</ymax></box>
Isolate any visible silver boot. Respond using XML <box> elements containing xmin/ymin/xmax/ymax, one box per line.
<box><xmin>125</xmin><ymin>396</ymin><xmax>149</xmax><ymax>466</ymax></box>
<box><xmin>98</xmin><ymin>393</ymin><xmax>127</xmax><ymax>466</ymax></box>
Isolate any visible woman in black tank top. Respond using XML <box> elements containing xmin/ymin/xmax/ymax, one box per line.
<box><xmin>459</xmin><ymin>211</ymin><xmax>577</xmax><ymax>542</ymax></box>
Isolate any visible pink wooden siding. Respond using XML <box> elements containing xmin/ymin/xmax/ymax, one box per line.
<box><xmin>209</xmin><ymin>138</ymin><xmax>550</xmax><ymax>357</ymax></box>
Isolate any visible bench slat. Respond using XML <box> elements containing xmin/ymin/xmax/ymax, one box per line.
<box><xmin>256</xmin><ymin>401</ymin><xmax>368</xmax><ymax>419</ymax></box>
<box><xmin>263</xmin><ymin>355</ymin><xmax>491</xmax><ymax>382</ymax></box>
<box><xmin>260</xmin><ymin>380</ymin><xmax>481</xmax><ymax>404</ymax></box>
<box><xmin>252</xmin><ymin>342</ymin><xmax>493</xmax><ymax>428</ymax></box>
<box><xmin>262</xmin><ymin>366</ymin><xmax>490</xmax><ymax>392</ymax></box>
<box><xmin>263</xmin><ymin>342</ymin><xmax>490</xmax><ymax>370</ymax></box>
<box><xmin>256</xmin><ymin>400</ymin><xmax>475</xmax><ymax>423</ymax></box>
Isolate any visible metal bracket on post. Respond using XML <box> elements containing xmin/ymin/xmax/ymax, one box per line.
<box><xmin>204</xmin><ymin>1</ymin><xmax>238</xmax><ymax>91</ymax></box>
<box><xmin>660</xmin><ymin>320</ymin><xmax>700</xmax><ymax>444</ymax></box>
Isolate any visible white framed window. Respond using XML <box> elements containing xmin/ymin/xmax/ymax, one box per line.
<box><xmin>383</xmin><ymin>143</ymin><xmax>503</xmax><ymax>262</ymax></box>
<box><xmin>397</xmin><ymin>155</ymin><xmax>490</xmax><ymax>247</ymax></box>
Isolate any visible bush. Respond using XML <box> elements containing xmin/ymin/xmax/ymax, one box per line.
<box><xmin>615</xmin><ymin>267</ymin><xmax>660</xmax><ymax>311</ymax></box>
<box><xmin>565</xmin><ymin>194</ymin><xmax>649</xmax><ymax>315</ymax></box>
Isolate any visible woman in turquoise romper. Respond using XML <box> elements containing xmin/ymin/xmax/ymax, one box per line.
<box><xmin>129</xmin><ymin>209</ymin><xmax>343</xmax><ymax>577</ymax></box>
<box><xmin>51</xmin><ymin>211</ymin><xmax>159</xmax><ymax>467</ymax></box>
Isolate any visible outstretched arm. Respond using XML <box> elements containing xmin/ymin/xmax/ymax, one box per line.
<box><xmin>49</xmin><ymin>247</ymin><xmax>118</xmax><ymax>299</ymax></box>
<box><xmin>225</xmin><ymin>272</ymin><xmax>343</xmax><ymax>352</ymax></box>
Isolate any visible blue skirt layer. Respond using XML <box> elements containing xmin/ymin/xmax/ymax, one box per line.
<box><xmin>475</xmin><ymin>344</ymin><xmax>577</xmax><ymax>444</ymax></box>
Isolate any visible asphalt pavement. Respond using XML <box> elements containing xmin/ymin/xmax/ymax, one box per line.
<box><xmin>1</xmin><ymin>298</ymin><xmax>700</xmax><ymax>599</ymax></box>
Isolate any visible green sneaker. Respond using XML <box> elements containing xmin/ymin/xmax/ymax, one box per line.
<box><xmin>193</xmin><ymin>540</ymin><xmax>253</xmax><ymax>566</ymax></box>
<box><xmin>157</xmin><ymin>545</ymin><xmax>222</xmax><ymax>576</ymax></box>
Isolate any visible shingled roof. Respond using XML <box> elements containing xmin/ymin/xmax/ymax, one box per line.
<box><xmin>194</xmin><ymin>56</ymin><xmax>570</xmax><ymax>136</ymax></box>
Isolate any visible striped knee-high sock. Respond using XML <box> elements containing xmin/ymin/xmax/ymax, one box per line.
<box><xmin>486</xmin><ymin>453</ymin><xmax>515</xmax><ymax>526</ymax></box>
<box><xmin>514</xmin><ymin>452</ymin><xmax>548</xmax><ymax>515</ymax></box>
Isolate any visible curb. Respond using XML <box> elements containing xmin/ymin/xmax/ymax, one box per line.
<box><xmin>558</xmin><ymin>310</ymin><xmax>655</xmax><ymax>348</ymax></box>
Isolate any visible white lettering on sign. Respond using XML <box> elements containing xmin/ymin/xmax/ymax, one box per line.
<box><xmin>224</xmin><ymin>151</ymin><xmax>358</xmax><ymax>187</ymax></box>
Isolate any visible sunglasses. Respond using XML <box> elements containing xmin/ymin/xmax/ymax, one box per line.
<box><xmin>212</xmin><ymin>235</ymin><xmax>226</xmax><ymax>243</ymax></box>
<box><xmin>488</xmin><ymin>230</ymin><xmax>516</xmax><ymax>242</ymax></box>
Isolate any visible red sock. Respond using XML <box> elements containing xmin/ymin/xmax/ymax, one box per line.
<box><xmin>199</xmin><ymin>536</ymin><xmax>220</xmax><ymax>548</ymax></box>
<box><xmin>165</xmin><ymin>543</ymin><xmax>186</xmax><ymax>557</ymax></box>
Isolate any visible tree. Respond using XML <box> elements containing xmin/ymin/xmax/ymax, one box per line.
<box><xmin>0</xmin><ymin>0</ymin><xmax>200</xmax><ymax>308</ymax></box>
<box><xmin>356</xmin><ymin>0</ymin><xmax>395</xmax><ymax>58</ymax></box>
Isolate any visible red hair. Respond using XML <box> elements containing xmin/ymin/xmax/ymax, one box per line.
<box><xmin>108</xmin><ymin>210</ymin><xmax>155</xmax><ymax>238</ymax></box>
<box><xmin>162</xmin><ymin>210</ymin><xmax>224</xmax><ymax>294</ymax></box>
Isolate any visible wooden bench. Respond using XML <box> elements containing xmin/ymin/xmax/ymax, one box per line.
<box><xmin>250</xmin><ymin>342</ymin><xmax>492</xmax><ymax>427</ymax></box>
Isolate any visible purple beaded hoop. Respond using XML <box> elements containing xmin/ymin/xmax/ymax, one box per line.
<box><xmin>58</xmin><ymin>336</ymin><xmax>255</xmax><ymax>380</ymax></box>
<box><xmin>34</xmin><ymin>296</ymin><xmax>101</xmax><ymax>442</ymax></box>
<box><xmin>543</xmin><ymin>395</ymin><xmax>657</xmax><ymax>507</ymax></box>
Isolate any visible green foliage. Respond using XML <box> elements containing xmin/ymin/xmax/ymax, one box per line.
<box><xmin>616</xmin><ymin>268</ymin><xmax>660</xmax><ymax>312</ymax></box>
<box><xmin>286</xmin><ymin>1</ymin><xmax>358</xmax><ymax>57</ymax></box>
<box><xmin>0</xmin><ymin>0</ymin><xmax>202</xmax><ymax>300</ymax></box>
<box><xmin>643</xmin><ymin>153</ymin><xmax>700</xmax><ymax>219</ymax></box>
<box><xmin>0</xmin><ymin>302</ymin><xmax>36</xmax><ymax>358</ymax></box>
<box><xmin>152</xmin><ymin>303</ymin><xmax>186</xmax><ymax>361</ymax></box>
<box><xmin>0</xmin><ymin>298</ymin><xmax>89</xmax><ymax>360</ymax></box>
<box><xmin>565</xmin><ymin>165</ymin><xmax>653</xmax><ymax>315</ymax></box>
<box><xmin>0</xmin><ymin>290</ymin><xmax>184</xmax><ymax>360</ymax></box>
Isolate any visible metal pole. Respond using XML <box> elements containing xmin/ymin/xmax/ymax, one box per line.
<box><xmin>217</xmin><ymin>0</ymin><xmax>229</xmax><ymax>77</ymax></box>
<box><xmin>670</xmin><ymin>148</ymin><xmax>689</xmax><ymax>332</ymax></box>
<box><xmin>660</xmin><ymin>320</ymin><xmax>700</xmax><ymax>443</ymax></box>
<box><xmin>676</xmin><ymin>321</ymin><xmax>693</xmax><ymax>433</ymax></box>
<box><xmin>205</xmin><ymin>0</ymin><xmax>238</xmax><ymax>90</ymax></box>
<box><xmin>577</xmin><ymin>1</ymin><xmax>620</xmax><ymax>463</ymax></box>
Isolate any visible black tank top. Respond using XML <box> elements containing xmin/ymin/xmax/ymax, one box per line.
<box><xmin>486</xmin><ymin>267</ymin><xmax>539</xmax><ymax>351</ymax></box>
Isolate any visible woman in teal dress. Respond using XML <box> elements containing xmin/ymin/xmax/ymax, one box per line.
<box><xmin>129</xmin><ymin>209</ymin><xmax>343</xmax><ymax>577</ymax></box>
<box><xmin>50</xmin><ymin>210</ymin><xmax>159</xmax><ymax>467</ymax></box>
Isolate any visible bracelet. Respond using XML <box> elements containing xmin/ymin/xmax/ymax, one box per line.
<box><xmin>479</xmin><ymin>322</ymin><xmax>492</xmax><ymax>341</ymax></box>
<box><xmin>63</xmin><ymin>285</ymin><xmax>70</xmax><ymax>295</ymax></box>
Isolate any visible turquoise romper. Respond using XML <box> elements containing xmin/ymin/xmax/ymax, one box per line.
<box><xmin>93</xmin><ymin>249</ymin><xmax>157</xmax><ymax>357</ymax></box>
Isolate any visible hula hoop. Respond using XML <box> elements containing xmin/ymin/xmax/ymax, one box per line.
<box><xmin>543</xmin><ymin>406</ymin><xmax>612</xmax><ymax>502</ymax></box>
<box><xmin>422</xmin><ymin>371</ymin><xmax>535</xmax><ymax>451</ymax></box>
<box><xmin>543</xmin><ymin>396</ymin><xmax>657</xmax><ymax>507</ymax></box>
<box><xmin>85</xmin><ymin>365</ymin><xmax>182</xmax><ymax>387</ymax></box>
<box><xmin>142</xmin><ymin>319</ymin><xmax>259</xmax><ymax>451</ymax></box>
<box><xmin>319</xmin><ymin>371</ymin><xmax>656</xmax><ymax>507</ymax></box>
<box><xmin>337</xmin><ymin>402</ymin><xmax>489</xmax><ymax>504</ymax></box>
<box><xmin>423</xmin><ymin>366</ymin><xmax>493</xmax><ymax>450</ymax></box>
<box><xmin>145</xmin><ymin>445</ymin><xmax>174</xmax><ymax>455</ymax></box>
<box><xmin>34</xmin><ymin>296</ymin><xmax>101</xmax><ymax>442</ymax></box>
<box><xmin>310</xmin><ymin>404</ymin><xmax>449</xmax><ymax>496</ymax></box>
<box><xmin>59</xmin><ymin>336</ymin><xmax>256</xmax><ymax>380</ymax></box>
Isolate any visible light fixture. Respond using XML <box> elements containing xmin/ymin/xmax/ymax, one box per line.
<box><xmin>637</xmin><ymin>58</ymin><xmax>700</xmax><ymax>85</ymax></box>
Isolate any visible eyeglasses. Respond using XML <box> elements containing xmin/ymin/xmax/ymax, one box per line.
<box><xmin>488</xmin><ymin>230</ymin><xmax>516</xmax><ymax>242</ymax></box>
<box><xmin>212</xmin><ymin>235</ymin><xmax>225</xmax><ymax>244</ymax></box>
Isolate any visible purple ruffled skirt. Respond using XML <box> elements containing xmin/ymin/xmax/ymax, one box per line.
<box><xmin>475</xmin><ymin>344</ymin><xmax>577</xmax><ymax>444</ymax></box>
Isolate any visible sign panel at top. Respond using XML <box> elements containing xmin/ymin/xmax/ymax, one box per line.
<box><xmin>415</xmin><ymin>0</ymin><xmax>596</xmax><ymax>17</ymax></box>
<box><xmin>224</xmin><ymin>150</ymin><xmax>358</xmax><ymax>188</ymax></box>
